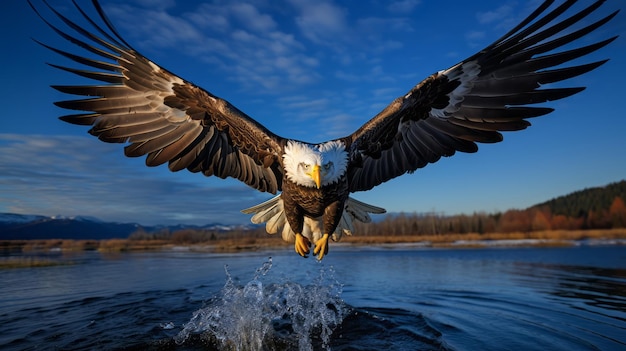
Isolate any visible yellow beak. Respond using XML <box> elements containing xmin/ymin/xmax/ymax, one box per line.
<box><xmin>309</xmin><ymin>165</ymin><xmax>322</xmax><ymax>189</ymax></box>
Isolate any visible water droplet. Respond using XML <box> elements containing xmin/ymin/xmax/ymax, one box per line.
<box><xmin>175</xmin><ymin>258</ymin><xmax>346</xmax><ymax>350</ymax></box>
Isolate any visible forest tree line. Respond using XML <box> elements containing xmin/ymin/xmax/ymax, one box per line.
<box><xmin>355</xmin><ymin>181</ymin><xmax>626</xmax><ymax>235</ymax></box>
<box><xmin>352</xmin><ymin>195</ymin><xmax>626</xmax><ymax>236</ymax></box>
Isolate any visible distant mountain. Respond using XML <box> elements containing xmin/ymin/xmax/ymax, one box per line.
<box><xmin>0</xmin><ymin>214</ymin><xmax>141</xmax><ymax>240</ymax></box>
<box><xmin>0</xmin><ymin>213</ymin><xmax>48</xmax><ymax>224</ymax></box>
<box><xmin>0</xmin><ymin>213</ymin><xmax>247</xmax><ymax>240</ymax></box>
<box><xmin>530</xmin><ymin>180</ymin><xmax>626</xmax><ymax>217</ymax></box>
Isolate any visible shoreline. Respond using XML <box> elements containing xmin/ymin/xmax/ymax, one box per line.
<box><xmin>1</xmin><ymin>228</ymin><xmax>625</xmax><ymax>253</ymax></box>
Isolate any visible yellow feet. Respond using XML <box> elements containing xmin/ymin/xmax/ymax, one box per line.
<box><xmin>295</xmin><ymin>233</ymin><xmax>311</xmax><ymax>258</ymax></box>
<box><xmin>314</xmin><ymin>233</ymin><xmax>330</xmax><ymax>261</ymax></box>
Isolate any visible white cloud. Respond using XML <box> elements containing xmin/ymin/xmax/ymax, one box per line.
<box><xmin>282</xmin><ymin>97</ymin><xmax>330</xmax><ymax>110</ymax></box>
<box><xmin>473</xmin><ymin>2</ymin><xmax>546</xmax><ymax>38</ymax></box>
<box><xmin>371</xmin><ymin>87</ymin><xmax>400</xmax><ymax>99</ymax></box>
<box><xmin>230</xmin><ymin>3</ymin><xmax>277</xmax><ymax>32</ymax></box>
<box><xmin>356</xmin><ymin>17</ymin><xmax>413</xmax><ymax>39</ymax></box>
<box><xmin>126</xmin><ymin>0</ymin><xmax>176</xmax><ymax>10</ymax></box>
<box><xmin>467</xmin><ymin>1</ymin><xmax>561</xmax><ymax>49</ymax></box>
<box><xmin>476</xmin><ymin>3</ymin><xmax>515</xmax><ymax>25</ymax></box>
<box><xmin>466</xmin><ymin>30</ymin><xmax>486</xmax><ymax>41</ymax></box>
<box><xmin>386</xmin><ymin>0</ymin><xmax>421</xmax><ymax>14</ymax></box>
<box><xmin>188</xmin><ymin>4</ymin><xmax>231</xmax><ymax>33</ymax></box>
<box><xmin>104</xmin><ymin>1</ymin><xmax>318</xmax><ymax>92</ymax></box>
<box><xmin>289</xmin><ymin>0</ymin><xmax>348</xmax><ymax>44</ymax></box>
<box><xmin>317</xmin><ymin>113</ymin><xmax>357</xmax><ymax>140</ymax></box>
<box><xmin>105</xmin><ymin>5</ymin><xmax>205</xmax><ymax>49</ymax></box>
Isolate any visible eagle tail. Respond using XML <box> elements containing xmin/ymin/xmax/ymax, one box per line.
<box><xmin>334</xmin><ymin>197</ymin><xmax>386</xmax><ymax>241</ymax></box>
<box><xmin>241</xmin><ymin>195</ymin><xmax>286</xmax><ymax>234</ymax></box>
<box><xmin>241</xmin><ymin>196</ymin><xmax>386</xmax><ymax>243</ymax></box>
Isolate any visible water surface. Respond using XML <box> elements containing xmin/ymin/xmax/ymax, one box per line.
<box><xmin>1</xmin><ymin>245</ymin><xmax>625</xmax><ymax>350</ymax></box>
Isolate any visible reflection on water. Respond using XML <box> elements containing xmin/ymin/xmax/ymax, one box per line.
<box><xmin>0</xmin><ymin>246</ymin><xmax>625</xmax><ymax>350</ymax></box>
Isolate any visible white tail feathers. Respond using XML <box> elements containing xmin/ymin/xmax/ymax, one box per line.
<box><xmin>241</xmin><ymin>196</ymin><xmax>385</xmax><ymax>243</ymax></box>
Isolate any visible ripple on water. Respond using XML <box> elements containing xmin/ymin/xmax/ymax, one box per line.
<box><xmin>2</xmin><ymin>247</ymin><xmax>625</xmax><ymax>350</ymax></box>
<box><xmin>329</xmin><ymin>307</ymin><xmax>446</xmax><ymax>351</ymax></box>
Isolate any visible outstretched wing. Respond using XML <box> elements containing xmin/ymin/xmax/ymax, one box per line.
<box><xmin>346</xmin><ymin>0</ymin><xmax>618</xmax><ymax>192</ymax></box>
<box><xmin>30</xmin><ymin>0</ymin><xmax>285</xmax><ymax>194</ymax></box>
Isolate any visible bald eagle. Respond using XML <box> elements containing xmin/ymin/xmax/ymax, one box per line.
<box><xmin>31</xmin><ymin>0</ymin><xmax>617</xmax><ymax>259</ymax></box>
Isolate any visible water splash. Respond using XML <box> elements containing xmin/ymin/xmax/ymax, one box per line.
<box><xmin>175</xmin><ymin>258</ymin><xmax>346</xmax><ymax>350</ymax></box>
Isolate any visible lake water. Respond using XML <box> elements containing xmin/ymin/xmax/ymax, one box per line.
<box><xmin>1</xmin><ymin>244</ymin><xmax>625</xmax><ymax>350</ymax></box>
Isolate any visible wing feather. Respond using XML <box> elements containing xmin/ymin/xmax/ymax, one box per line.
<box><xmin>31</xmin><ymin>0</ymin><xmax>285</xmax><ymax>194</ymax></box>
<box><xmin>169</xmin><ymin>128</ymin><xmax>214</xmax><ymax>172</ymax></box>
<box><xmin>347</xmin><ymin>0</ymin><xmax>617</xmax><ymax>192</ymax></box>
<box><xmin>146</xmin><ymin>125</ymin><xmax>203</xmax><ymax>166</ymax></box>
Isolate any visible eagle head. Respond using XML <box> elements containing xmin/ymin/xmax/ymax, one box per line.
<box><xmin>283</xmin><ymin>140</ymin><xmax>348</xmax><ymax>188</ymax></box>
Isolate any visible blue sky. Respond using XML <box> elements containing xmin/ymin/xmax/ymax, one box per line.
<box><xmin>0</xmin><ymin>0</ymin><xmax>624</xmax><ymax>226</ymax></box>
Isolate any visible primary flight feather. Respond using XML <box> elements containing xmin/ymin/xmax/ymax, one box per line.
<box><xmin>30</xmin><ymin>0</ymin><xmax>618</xmax><ymax>259</ymax></box>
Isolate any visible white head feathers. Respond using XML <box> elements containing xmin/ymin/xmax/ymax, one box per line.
<box><xmin>283</xmin><ymin>140</ymin><xmax>348</xmax><ymax>188</ymax></box>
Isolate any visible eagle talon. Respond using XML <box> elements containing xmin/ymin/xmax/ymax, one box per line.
<box><xmin>314</xmin><ymin>233</ymin><xmax>330</xmax><ymax>260</ymax></box>
<box><xmin>295</xmin><ymin>233</ymin><xmax>311</xmax><ymax>258</ymax></box>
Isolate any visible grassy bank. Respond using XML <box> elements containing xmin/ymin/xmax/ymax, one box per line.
<box><xmin>1</xmin><ymin>229</ymin><xmax>625</xmax><ymax>258</ymax></box>
<box><xmin>0</xmin><ymin>256</ymin><xmax>75</xmax><ymax>269</ymax></box>
<box><xmin>342</xmin><ymin>228</ymin><xmax>626</xmax><ymax>247</ymax></box>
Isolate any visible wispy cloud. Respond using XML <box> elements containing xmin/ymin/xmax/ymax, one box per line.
<box><xmin>289</xmin><ymin>0</ymin><xmax>349</xmax><ymax>45</ymax></box>
<box><xmin>476</xmin><ymin>3</ymin><xmax>516</xmax><ymax>25</ymax></box>
<box><xmin>104</xmin><ymin>1</ymin><xmax>318</xmax><ymax>92</ymax></box>
<box><xmin>386</xmin><ymin>0</ymin><xmax>421</xmax><ymax>14</ymax></box>
<box><xmin>466</xmin><ymin>2</ymin><xmax>538</xmax><ymax>48</ymax></box>
<box><xmin>471</xmin><ymin>1</ymin><xmax>554</xmax><ymax>47</ymax></box>
<box><xmin>0</xmin><ymin>134</ymin><xmax>270</xmax><ymax>225</ymax></box>
<box><xmin>229</xmin><ymin>3</ymin><xmax>278</xmax><ymax>32</ymax></box>
<box><xmin>465</xmin><ymin>30</ymin><xmax>486</xmax><ymax>48</ymax></box>
<box><xmin>131</xmin><ymin>0</ymin><xmax>176</xmax><ymax>10</ymax></box>
<box><xmin>87</xmin><ymin>0</ymin><xmax>426</xmax><ymax>109</ymax></box>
